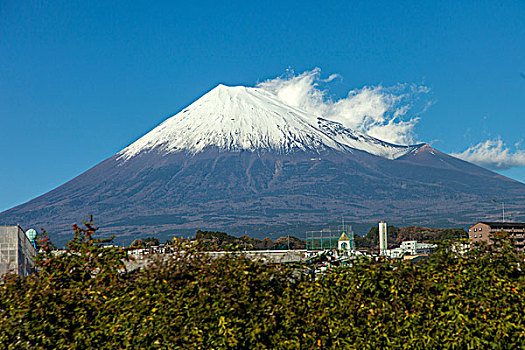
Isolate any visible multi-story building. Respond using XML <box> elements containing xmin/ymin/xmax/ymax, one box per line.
<box><xmin>468</xmin><ymin>222</ymin><xmax>525</xmax><ymax>251</ymax></box>
<box><xmin>399</xmin><ymin>241</ymin><xmax>436</xmax><ymax>255</ymax></box>
<box><xmin>0</xmin><ymin>225</ymin><xmax>37</xmax><ymax>277</ymax></box>
<box><xmin>384</xmin><ymin>240</ymin><xmax>437</xmax><ymax>258</ymax></box>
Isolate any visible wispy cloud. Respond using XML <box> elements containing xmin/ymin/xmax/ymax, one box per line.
<box><xmin>257</xmin><ymin>68</ymin><xmax>430</xmax><ymax>145</ymax></box>
<box><xmin>452</xmin><ymin>139</ymin><xmax>525</xmax><ymax>170</ymax></box>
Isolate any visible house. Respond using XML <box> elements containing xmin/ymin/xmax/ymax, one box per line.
<box><xmin>469</xmin><ymin>222</ymin><xmax>525</xmax><ymax>251</ymax></box>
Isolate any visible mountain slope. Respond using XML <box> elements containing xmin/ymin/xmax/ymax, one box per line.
<box><xmin>1</xmin><ymin>85</ymin><xmax>524</xmax><ymax>245</ymax></box>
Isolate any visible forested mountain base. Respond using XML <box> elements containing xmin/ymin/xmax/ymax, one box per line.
<box><xmin>1</xmin><ymin>221</ymin><xmax>524</xmax><ymax>349</ymax></box>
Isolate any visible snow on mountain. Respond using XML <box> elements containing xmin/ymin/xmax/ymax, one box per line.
<box><xmin>3</xmin><ymin>86</ymin><xmax>524</xmax><ymax>245</ymax></box>
<box><xmin>118</xmin><ymin>84</ymin><xmax>420</xmax><ymax>161</ymax></box>
<box><xmin>315</xmin><ymin>118</ymin><xmax>423</xmax><ymax>160</ymax></box>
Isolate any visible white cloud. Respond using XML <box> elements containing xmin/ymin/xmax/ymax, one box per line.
<box><xmin>452</xmin><ymin>139</ymin><xmax>525</xmax><ymax>170</ymax></box>
<box><xmin>257</xmin><ymin>68</ymin><xmax>429</xmax><ymax>145</ymax></box>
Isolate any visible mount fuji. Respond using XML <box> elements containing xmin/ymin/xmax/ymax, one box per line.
<box><xmin>2</xmin><ymin>84</ymin><xmax>524</xmax><ymax>245</ymax></box>
<box><xmin>118</xmin><ymin>85</ymin><xmax>420</xmax><ymax>160</ymax></box>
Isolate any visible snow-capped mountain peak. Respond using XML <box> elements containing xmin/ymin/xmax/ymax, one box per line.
<box><xmin>118</xmin><ymin>84</ymin><xmax>420</xmax><ymax>160</ymax></box>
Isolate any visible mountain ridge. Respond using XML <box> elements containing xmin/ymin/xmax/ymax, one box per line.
<box><xmin>1</xmin><ymin>84</ymin><xmax>524</xmax><ymax>245</ymax></box>
<box><xmin>118</xmin><ymin>84</ymin><xmax>420</xmax><ymax>160</ymax></box>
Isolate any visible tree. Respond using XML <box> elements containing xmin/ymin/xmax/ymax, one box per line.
<box><xmin>1</xmin><ymin>220</ymin><xmax>524</xmax><ymax>348</ymax></box>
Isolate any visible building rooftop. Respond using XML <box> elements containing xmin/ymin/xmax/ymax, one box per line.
<box><xmin>478</xmin><ymin>222</ymin><xmax>525</xmax><ymax>228</ymax></box>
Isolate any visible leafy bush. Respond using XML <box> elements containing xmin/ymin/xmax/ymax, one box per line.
<box><xmin>0</xmin><ymin>221</ymin><xmax>524</xmax><ymax>349</ymax></box>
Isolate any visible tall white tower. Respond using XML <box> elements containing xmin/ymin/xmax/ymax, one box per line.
<box><xmin>379</xmin><ymin>221</ymin><xmax>387</xmax><ymax>256</ymax></box>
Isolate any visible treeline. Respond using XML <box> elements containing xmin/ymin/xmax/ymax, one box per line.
<box><xmin>194</xmin><ymin>230</ymin><xmax>306</xmax><ymax>250</ymax></box>
<box><xmin>130</xmin><ymin>230</ymin><xmax>306</xmax><ymax>250</ymax></box>
<box><xmin>129</xmin><ymin>226</ymin><xmax>465</xmax><ymax>252</ymax></box>
<box><xmin>355</xmin><ymin>225</ymin><xmax>467</xmax><ymax>250</ymax></box>
<box><xmin>130</xmin><ymin>226</ymin><xmax>462</xmax><ymax>250</ymax></box>
<box><xmin>0</xmin><ymin>221</ymin><xmax>523</xmax><ymax>348</ymax></box>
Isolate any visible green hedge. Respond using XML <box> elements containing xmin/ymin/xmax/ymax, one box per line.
<box><xmin>1</xmin><ymin>222</ymin><xmax>524</xmax><ymax>349</ymax></box>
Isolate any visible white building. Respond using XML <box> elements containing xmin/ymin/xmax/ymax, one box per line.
<box><xmin>385</xmin><ymin>240</ymin><xmax>437</xmax><ymax>258</ymax></box>
<box><xmin>338</xmin><ymin>232</ymin><xmax>351</xmax><ymax>251</ymax></box>
<box><xmin>400</xmin><ymin>241</ymin><xmax>417</xmax><ymax>255</ymax></box>
<box><xmin>379</xmin><ymin>221</ymin><xmax>388</xmax><ymax>256</ymax></box>
<box><xmin>384</xmin><ymin>247</ymin><xmax>405</xmax><ymax>259</ymax></box>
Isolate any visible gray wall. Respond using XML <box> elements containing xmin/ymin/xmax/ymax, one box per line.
<box><xmin>0</xmin><ymin>226</ymin><xmax>36</xmax><ymax>277</ymax></box>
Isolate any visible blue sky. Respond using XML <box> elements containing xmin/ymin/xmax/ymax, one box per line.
<box><xmin>1</xmin><ymin>0</ymin><xmax>524</xmax><ymax>212</ymax></box>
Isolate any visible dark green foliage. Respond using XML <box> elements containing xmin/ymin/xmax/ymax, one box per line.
<box><xmin>396</xmin><ymin>226</ymin><xmax>468</xmax><ymax>243</ymax></box>
<box><xmin>272</xmin><ymin>236</ymin><xmax>306</xmax><ymax>250</ymax></box>
<box><xmin>195</xmin><ymin>230</ymin><xmax>237</xmax><ymax>245</ymax></box>
<box><xmin>1</xmin><ymin>221</ymin><xmax>524</xmax><ymax>349</ymax></box>
<box><xmin>0</xmin><ymin>219</ymin><xmax>129</xmax><ymax>348</ymax></box>
<box><xmin>193</xmin><ymin>230</ymin><xmax>305</xmax><ymax>250</ymax></box>
<box><xmin>355</xmin><ymin>225</ymin><xmax>400</xmax><ymax>250</ymax></box>
<box><xmin>130</xmin><ymin>237</ymin><xmax>160</xmax><ymax>248</ymax></box>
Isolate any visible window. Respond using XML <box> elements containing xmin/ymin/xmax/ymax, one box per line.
<box><xmin>479</xmin><ymin>228</ymin><xmax>482</xmax><ymax>231</ymax></box>
<box><xmin>474</xmin><ymin>235</ymin><xmax>477</xmax><ymax>238</ymax></box>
